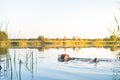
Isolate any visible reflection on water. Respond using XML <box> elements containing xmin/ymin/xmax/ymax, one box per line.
<box><xmin>37</xmin><ymin>45</ymin><xmax>120</xmax><ymax>52</ymax></box>
<box><xmin>0</xmin><ymin>47</ymin><xmax>120</xmax><ymax>80</ymax></box>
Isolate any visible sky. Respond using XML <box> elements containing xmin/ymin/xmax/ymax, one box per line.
<box><xmin>0</xmin><ymin>0</ymin><xmax>120</xmax><ymax>39</ymax></box>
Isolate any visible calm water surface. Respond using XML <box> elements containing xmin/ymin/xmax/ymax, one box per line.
<box><xmin>0</xmin><ymin>48</ymin><xmax>120</xmax><ymax>80</ymax></box>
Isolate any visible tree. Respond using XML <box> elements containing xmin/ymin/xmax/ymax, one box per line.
<box><xmin>0</xmin><ymin>31</ymin><xmax>8</xmax><ymax>41</ymax></box>
<box><xmin>38</xmin><ymin>35</ymin><xmax>44</xmax><ymax>41</ymax></box>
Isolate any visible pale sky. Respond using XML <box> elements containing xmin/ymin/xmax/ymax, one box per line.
<box><xmin>0</xmin><ymin>0</ymin><xmax>119</xmax><ymax>39</ymax></box>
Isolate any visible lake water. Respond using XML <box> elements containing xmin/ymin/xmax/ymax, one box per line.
<box><xmin>0</xmin><ymin>47</ymin><xmax>120</xmax><ymax>80</ymax></box>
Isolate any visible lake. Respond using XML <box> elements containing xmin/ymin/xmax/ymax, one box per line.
<box><xmin>0</xmin><ymin>47</ymin><xmax>120</xmax><ymax>80</ymax></box>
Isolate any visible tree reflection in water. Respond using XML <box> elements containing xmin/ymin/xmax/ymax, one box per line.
<box><xmin>0</xmin><ymin>47</ymin><xmax>120</xmax><ymax>80</ymax></box>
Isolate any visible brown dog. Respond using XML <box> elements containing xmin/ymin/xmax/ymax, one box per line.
<box><xmin>58</xmin><ymin>54</ymin><xmax>72</xmax><ymax>62</ymax></box>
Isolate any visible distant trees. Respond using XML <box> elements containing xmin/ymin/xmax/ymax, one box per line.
<box><xmin>110</xmin><ymin>35</ymin><xmax>118</xmax><ymax>41</ymax></box>
<box><xmin>37</xmin><ymin>35</ymin><xmax>50</xmax><ymax>41</ymax></box>
<box><xmin>38</xmin><ymin>35</ymin><xmax>44</xmax><ymax>41</ymax></box>
<box><xmin>0</xmin><ymin>31</ymin><xmax>8</xmax><ymax>41</ymax></box>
